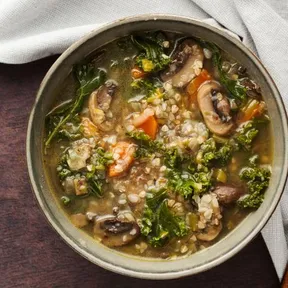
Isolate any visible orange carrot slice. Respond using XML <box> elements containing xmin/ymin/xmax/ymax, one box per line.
<box><xmin>137</xmin><ymin>115</ymin><xmax>158</xmax><ymax>140</ymax></box>
<box><xmin>186</xmin><ymin>69</ymin><xmax>211</xmax><ymax>104</ymax></box>
<box><xmin>131</xmin><ymin>66</ymin><xmax>146</xmax><ymax>79</ymax></box>
<box><xmin>132</xmin><ymin>109</ymin><xmax>158</xmax><ymax>140</ymax></box>
<box><xmin>237</xmin><ymin>100</ymin><xmax>265</xmax><ymax>124</ymax></box>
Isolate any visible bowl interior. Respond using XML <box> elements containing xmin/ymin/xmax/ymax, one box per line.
<box><xmin>27</xmin><ymin>15</ymin><xmax>288</xmax><ymax>279</ymax></box>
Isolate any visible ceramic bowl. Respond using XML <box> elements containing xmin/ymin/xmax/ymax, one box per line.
<box><xmin>27</xmin><ymin>14</ymin><xmax>288</xmax><ymax>279</ymax></box>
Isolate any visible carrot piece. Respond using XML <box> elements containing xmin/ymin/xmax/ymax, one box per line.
<box><xmin>186</xmin><ymin>69</ymin><xmax>211</xmax><ymax>104</ymax></box>
<box><xmin>132</xmin><ymin>108</ymin><xmax>154</xmax><ymax>126</ymax></box>
<box><xmin>131</xmin><ymin>66</ymin><xmax>146</xmax><ymax>79</ymax></box>
<box><xmin>108</xmin><ymin>142</ymin><xmax>135</xmax><ymax>177</ymax></box>
<box><xmin>237</xmin><ymin>100</ymin><xmax>265</xmax><ymax>124</ymax></box>
<box><xmin>137</xmin><ymin>115</ymin><xmax>158</xmax><ymax>140</ymax></box>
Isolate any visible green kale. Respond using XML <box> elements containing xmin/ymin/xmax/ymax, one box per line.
<box><xmin>84</xmin><ymin>148</ymin><xmax>113</xmax><ymax>198</ymax></box>
<box><xmin>57</xmin><ymin>153</ymin><xmax>73</xmax><ymax>180</ymax></box>
<box><xmin>216</xmin><ymin>144</ymin><xmax>233</xmax><ymax>166</ymax></box>
<box><xmin>163</xmin><ymin>148</ymin><xmax>185</xmax><ymax>169</ymax></box>
<box><xmin>166</xmin><ymin>168</ymin><xmax>211</xmax><ymax>198</ymax></box>
<box><xmin>237</xmin><ymin>166</ymin><xmax>271</xmax><ymax>208</ymax></box>
<box><xmin>141</xmin><ymin>188</ymin><xmax>188</xmax><ymax>247</ymax></box>
<box><xmin>149</xmin><ymin>201</ymin><xmax>188</xmax><ymax>247</ymax></box>
<box><xmin>197</xmin><ymin>138</ymin><xmax>217</xmax><ymax>166</ymax></box>
<box><xmin>127</xmin><ymin>131</ymin><xmax>211</xmax><ymax>198</ymax></box>
<box><xmin>130</xmin><ymin>78</ymin><xmax>164</xmax><ymax>102</ymax></box>
<box><xmin>131</xmin><ymin>78</ymin><xmax>162</xmax><ymax>94</ymax></box>
<box><xmin>131</xmin><ymin>33</ymin><xmax>170</xmax><ymax>73</ymax></box>
<box><xmin>234</xmin><ymin>121</ymin><xmax>259</xmax><ymax>150</ymax></box>
<box><xmin>141</xmin><ymin>188</ymin><xmax>167</xmax><ymax>236</ymax></box>
<box><xmin>57</xmin><ymin>146</ymin><xmax>113</xmax><ymax>201</ymax></box>
<box><xmin>45</xmin><ymin>64</ymin><xmax>106</xmax><ymax>146</ymax></box>
<box><xmin>213</xmin><ymin>51</ymin><xmax>247</xmax><ymax>103</ymax></box>
<box><xmin>126</xmin><ymin>130</ymin><xmax>164</xmax><ymax>158</ymax></box>
<box><xmin>197</xmin><ymin>138</ymin><xmax>232</xmax><ymax>167</ymax></box>
<box><xmin>86</xmin><ymin>178</ymin><xmax>103</xmax><ymax>198</ymax></box>
<box><xmin>127</xmin><ymin>130</ymin><xmax>193</xmax><ymax>166</ymax></box>
<box><xmin>89</xmin><ymin>147</ymin><xmax>114</xmax><ymax>170</ymax></box>
<box><xmin>198</xmin><ymin>40</ymin><xmax>246</xmax><ymax>103</ymax></box>
<box><xmin>60</xmin><ymin>196</ymin><xmax>71</xmax><ymax>206</ymax></box>
<box><xmin>56</xmin><ymin>115</ymin><xmax>83</xmax><ymax>141</ymax></box>
<box><xmin>131</xmin><ymin>78</ymin><xmax>155</xmax><ymax>92</ymax></box>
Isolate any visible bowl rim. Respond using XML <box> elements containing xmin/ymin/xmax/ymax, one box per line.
<box><xmin>26</xmin><ymin>14</ymin><xmax>288</xmax><ymax>279</ymax></box>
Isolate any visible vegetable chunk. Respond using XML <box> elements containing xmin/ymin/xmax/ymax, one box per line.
<box><xmin>108</xmin><ymin>142</ymin><xmax>136</xmax><ymax>177</ymax></box>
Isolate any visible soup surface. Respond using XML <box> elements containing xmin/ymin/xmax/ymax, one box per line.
<box><xmin>44</xmin><ymin>31</ymin><xmax>272</xmax><ymax>259</ymax></box>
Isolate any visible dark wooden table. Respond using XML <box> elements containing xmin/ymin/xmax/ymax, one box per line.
<box><xmin>0</xmin><ymin>56</ymin><xmax>280</xmax><ymax>288</ymax></box>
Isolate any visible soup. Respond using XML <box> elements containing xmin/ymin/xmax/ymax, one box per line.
<box><xmin>44</xmin><ymin>31</ymin><xmax>272</xmax><ymax>258</ymax></box>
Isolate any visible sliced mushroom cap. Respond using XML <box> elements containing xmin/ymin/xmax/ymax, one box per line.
<box><xmin>89</xmin><ymin>80</ymin><xmax>117</xmax><ymax>131</ymax></box>
<box><xmin>197</xmin><ymin>81</ymin><xmax>234</xmax><ymax>136</ymax></box>
<box><xmin>214</xmin><ymin>184</ymin><xmax>245</xmax><ymax>205</ymax></box>
<box><xmin>161</xmin><ymin>40</ymin><xmax>204</xmax><ymax>87</ymax></box>
<box><xmin>81</xmin><ymin>117</ymin><xmax>99</xmax><ymax>139</ymax></box>
<box><xmin>197</xmin><ymin>222</ymin><xmax>222</xmax><ymax>242</ymax></box>
<box><xmin>94</xmin><ymin>214</ymin><xmax>140</xmax><ymax>247</ymax></box>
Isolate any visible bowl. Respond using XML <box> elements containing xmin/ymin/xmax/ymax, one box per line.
<box><xmin>26</xmin><ymin>14</ymin><xmax>288</xmax><ymax>279</ymax></box>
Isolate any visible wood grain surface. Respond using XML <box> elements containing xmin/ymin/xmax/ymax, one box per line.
<box><xmin>0</xmin><ymin>56</ymin><xmax>280</xmax><ymax>288</ymax></box>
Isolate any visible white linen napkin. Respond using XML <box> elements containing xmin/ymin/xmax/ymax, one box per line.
<box><xmin>1</xmin><ymin>0</ymin><xmax>287</xmax><ymax>279</ymax></box>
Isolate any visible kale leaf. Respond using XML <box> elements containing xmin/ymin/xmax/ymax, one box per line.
<box><xmin>131</xmin><ymin>78</ymin><xmax>162</xmax><ymax>94</ymax></box>
<box><xmin>89</xmin><ymin>147</ymin><xmax>114</xmax><ymax>170</ymax></box>
<box><xmin>127</xmin><ymin>131</ymin><xmax>211</xmax><ymax>199</ymax></box>
<box><xmin>196</xmin><ymin>138</ymin><xmax>232</xmax><ymax>167</ymax></box>
<box><xmin>237</xmin><ymin>166</ymin><xmax>271</xmax><ymax>208</ymax></box>
<box><xmin>216</xmin><ymin>144</ymin><xmax>233</xmax><ymax>166</ymax></box>
<box><xmin>57</xmin><ymin>153</ymin><xmax>73</xmax><ymax>180</ymax></box>
<box><xmin>166</xmin><ymin>168</ymin><xmax>211</xmax><ymax>198</ymax></box>
<box><xmin>56</xmin><ymin>115</ymin><xmax>83</xmax><ymax>141</ymax></box>
<box><xmin>213</xmin><ymin>50</ymin><xmax>247</xmax><ymax>102</ymax></box>
<box><xmin>131</xmin><ymin>33</ymin><xmax>170</xmax><ymax>73</ymax></box>
<box><xmin>234</xmin><ymin>121</ymin><xmax>259</xmax><ymax>150</ymax></box>
<box><xmin>126</xmin><ymin>130</ymin><xmax>164</xmax><ymax>158</ymax></box>
<box><xmin>45</xmin><ymin>64</ymin><xmax>106</xmax><ymax>146</ymax></box>
<box><xmin>141</xmin><ymin>188</ymin><xmax>167</xmax><ymax>236</ymax></box>
<box><xmin>86</xmin><ymin>178</ymin><xmax>103</xmax><ymax>198</ymax></box>
<box><xmin>163</xmin><ymin>148</ymin><xmax>185</xmax><ymax>170</ymax></box>
<box><xmin>198</xmin><ymin>40</ymin><xmax>246</xmax><ymax>103</ymax></box>
<box><xmin>57</xmin><ymin>146</ymin><xmax>113</xmax><ymax>202</ymax></box>
<box><xmin>141</xmin><ymin>188</ymin><xmax>188</xmax><ymax>247</ymax></box>
<box><xmin>130</xmin><ymin>78</ymin><xmax>164</xmax><ymax>102</ymax></box>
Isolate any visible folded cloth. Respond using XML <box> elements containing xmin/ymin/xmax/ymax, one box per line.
<box><xmin>1</xmin><ymin>0</ymin><xmax>287</xmax><ymax>279</ymax></box>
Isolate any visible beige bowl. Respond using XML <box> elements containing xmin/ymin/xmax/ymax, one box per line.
<box><xmin>26</xmin><ymin>14</ymin><xmax>288</xmax><ymax>279</ymax></box>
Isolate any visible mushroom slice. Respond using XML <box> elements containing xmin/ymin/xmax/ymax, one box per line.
<box><xmin>197</xmin><ymin>81</ymin><xmax>234</xmax><ymax>136</ymax></box>
<box><xmin>89</xmin><ymin>80</ymin><xmax>117</xmax><ymax>131</ymax></box>
<box><xmin>161</xmin><ymin>40</ymin><xmax>204</xmax><ymax>87</ymax></box>
<box><xmin>81</xmin><ymin>117</ymin><xmax>99</xmax><ymax>139</ymax></box>
<box><xmin>214</xmin><ymin>184</ymin><xmax>245</xmax><ymax>205</ymax></box>
<box><xmin>94</xmin><ymin>215</ymin><xmax>140</xmax><ymax>247</ymax></box>
<box><xmin>197</xmin><ymin>222</ymin><xmax>222</xmax><ymax>242</ymax></box>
